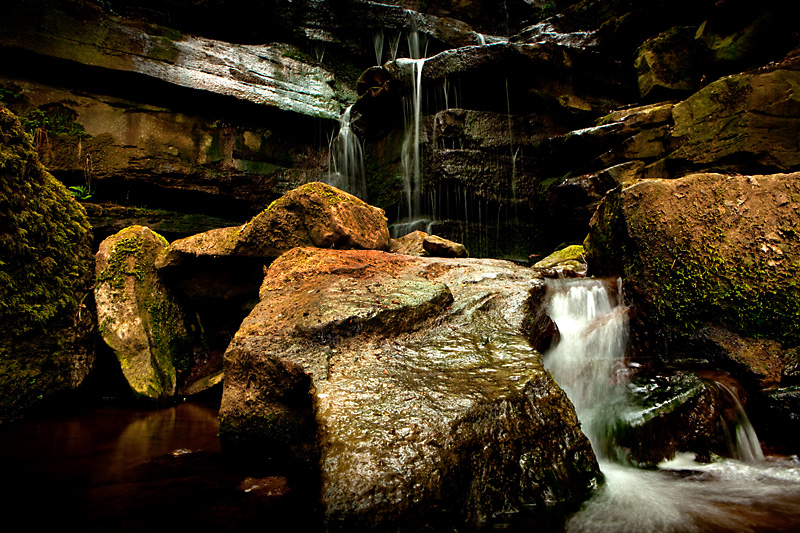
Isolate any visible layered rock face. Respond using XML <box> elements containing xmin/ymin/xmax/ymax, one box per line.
<box><xmin>0</xmin><ymin>105</ymin><xmax>94</xmax><ymax>424</ymax></box>
<box><xmin>219</xmin><ymin>247</ymin><xmax>600</xmax><ymax>530</ymax></box>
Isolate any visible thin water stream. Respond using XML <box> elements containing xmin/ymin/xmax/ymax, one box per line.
<box><xmin>543</xmin><ymin>278</ymin><xmax>800</xmax><ymax>532</ymax></box>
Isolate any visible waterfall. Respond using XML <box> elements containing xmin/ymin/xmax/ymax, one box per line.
<box><xmin>541</xmin><ymin>278</ymin><xmax>800</xmax><ymax>533</ymax></box>
<box><xmin>327</xmin><ymin>105</ymin><xmax>366</xmax><ymax>199</ymax></box>
<box><xmin>399</xmin><ymin>57</ymin><xmax>424</xmax><ymax>222</ymax></box>
<box><xmin>543</xmin><ymin>278</ymin><xmax>630</xmax><ymax>456</ymax></box>
<box><xmin>716</xmin><ymin>381</ymin><xmax>765</xmax><ymax>462</ymax></box>
<box><xmin>373</xmin><ymin>30</ymin><xmax>384</xmax><ymax>66</ymax></box>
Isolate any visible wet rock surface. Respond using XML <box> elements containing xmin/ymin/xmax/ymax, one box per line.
<box><xmin>219</xmin><ymin>247</ymin><xmax>601</xmax><ymax>531</ymax></box>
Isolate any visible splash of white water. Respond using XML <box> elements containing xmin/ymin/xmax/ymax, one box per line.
<box><xmin>328</xmin><ymin>105</ymin><xmax>366</xmax><ymax>199</ymax></box>
<box><xmin>542</xmin><ymin>278</ymin><xmax>800</xmax><ymax>532</ymax></box>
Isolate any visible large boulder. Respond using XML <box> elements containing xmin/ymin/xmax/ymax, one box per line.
<box><xmin>219</xmin><ymin>247</ymin><xmax>600</xmax><ymax>531</ymax></box>
<box><xmin>95</xmin><ymin>225</ymin><xmax>204</xmax><ymax>399</ymax></box>
<box><xmin>586</xmin><ymin>171</ymin><xmax>800</xmax><ymax>350</ymax></box>
<box><xmin>237</xmin><ymin>182</ymin><xmax>391</xmax><ymax>256</ymax></box>
<box><xmin>0</xmin><ymin>105</ymin><xmax>94</xmax><ymax>424</ymax></box>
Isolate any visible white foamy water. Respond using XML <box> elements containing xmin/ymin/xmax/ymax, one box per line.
<box><xmin>543</xmin><ymin>278</ymin><xmax>800</xmax><ymax>532</ymax></box>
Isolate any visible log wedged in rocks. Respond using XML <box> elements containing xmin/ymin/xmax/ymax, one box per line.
<box><xmin>219</xmin><ymin>247</ymin><xmax>600</xmax><ymax>531</ymax></box>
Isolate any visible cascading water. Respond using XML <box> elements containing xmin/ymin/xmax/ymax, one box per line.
<box><xmin>327</xmin><ymin>104</ymin><xmax>366</xmax><ymax>199</ymax></box>
<box><xmin>543</xmin><ymin>278</ymin><xmax>800</xmax><ymax>532</ymax></box>
<box><xmin>391</xmin><ymin>22</ymin><xmax>430</xmax><ymax>237</ymax></box>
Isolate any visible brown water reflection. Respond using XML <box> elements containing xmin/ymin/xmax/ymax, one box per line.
<box><xmin>0</xmin><ymin>401</ymin><xmax>318</xmax><ymax>532</ymax></box>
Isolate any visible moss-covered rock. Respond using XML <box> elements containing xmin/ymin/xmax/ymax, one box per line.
<box><xmin>236</xmin><ymin>181</ymin><xmax>391</xmax><ymax>257</ymax></box>
<box><xmin>95</xmin><ymin>225</ymin><xmax>198</xmax><ymax>399</ymax></box>
<box><xmin>586</xmin><ymin>172</ymin><xmax>800</xmax><ymax>348</ymax></box>
<box><xmin>0</xmin><ymin>104</ymin><xmax>94</xmax><ymax>424</ymax></box>
<box><xmin>669</xmin><ymin>67</ymin><xmax>800</xmax><ymax>172</ymax></box>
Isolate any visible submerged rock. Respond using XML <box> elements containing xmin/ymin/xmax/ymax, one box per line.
<box><xmin>95</xmin><ymin>225</ymin><xmax>201</xmax><ymax>399</ymax></box>
<box><xmin>0</xmin><ymin>105</ymin><xmax>94</xmax><ymax>424</ymax></box>
<box><xmin>219</xmin><ymin>247</ymin><xmax>600</xmax><ymax>530</ymax></box>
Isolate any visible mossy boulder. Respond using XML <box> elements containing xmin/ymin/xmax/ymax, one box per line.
<box><xmin>0</xmin><ymin>104</ymin><xmax>94</xmax><ymax>424</ymax></box>
<box><xmin>236</xmin><ymin>182</ymin><xmax>391</xmax><ymax>257</ymax></box>
<box><xmin>586</xmin><ymin>172</ymin><xmax>800</xmax><ymax>348</ymax></box>
<box><xmin>95</xmin><ymin>225</ymin><xmax>199</xmax><ymax>399</ymax></box>
<box><xmin>533</xmin><ymin>244</ymin><xmax>587</xmax><ymax>276</ymax></box>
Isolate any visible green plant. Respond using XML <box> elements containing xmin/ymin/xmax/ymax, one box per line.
<box><xmin>67</xmin><ymin>185</ymin><xmax>94</xmax><ymax>201</ymax></box>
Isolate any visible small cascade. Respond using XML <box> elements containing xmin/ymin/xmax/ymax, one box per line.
<box><xmin>373</xmin><ymin>30</ymin><xmax>384</xmax><ymax>66</ymax></box>
<box><xmin>393</xmin><ymin>20</ymin><xmax>428</xmax><ymax>235</ymax></box>
<box><xmin>716</xmin><ymin>381</ymin><xmax>765</xmax><ymax>462</ymax></box>
<box><xmin>399</xmin><ymin>57</ymin><xmax>424</xmax><ymax>222</ymax></box>
<box><xmin>543</xmin><ymin>278</ymin><xmax>630</xmax><ymax>455</ymax></box>
<box><xmin>327</xmin><ymin>104</ymin><xmax>366</xmax><ymax>199</ymax></box>
<box><xmin>541</xmin><ymin>278</ymin><xmax>800</xmax><ymax>532</ymax></box>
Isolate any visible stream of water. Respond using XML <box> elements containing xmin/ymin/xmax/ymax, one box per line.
<box><xmin>543</xmin><ymin>278</ymin><xmax>800</xmax><ymax>532</ymax></box>
<box><xmin>3</xmin><ymin>278</ymin><xmax>799</xmax><ymax>531</ymax></box>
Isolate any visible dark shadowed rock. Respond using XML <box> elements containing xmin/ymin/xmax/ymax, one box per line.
<box><xmin>670</xmin><ymin>66</ymin><xmax>800</xmax><ymax>172</ymax></box>
<box><xmin>680</xmin><ymin>327</ymin><xmax>788</xmax><ymax>389</ymax></box>
<box><xmin>612</xmin><ymin>372</ymin><xmax>723</xmax><ymax>465</ymax></box>
<box><xmin>634</xmin><ymin>26</ymin><xmax>707</xmax><ymax>99</ymax></box>
<box><xmin>219</xmin><ymin>247</ymin><xmax>600</xmax><ymax>531</ymax></box>
<box><xmin>521</xmin><ymin>280</ymin><xmax>560</xmax><ymax>353</ymax></box>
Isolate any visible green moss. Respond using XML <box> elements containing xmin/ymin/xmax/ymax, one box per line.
<box><xmin>0</xmin><ymin>105</ymin><xmax>93</xmax><ymax>338</ymax></box>
<box><xmin>97</xmin><ymin>235</ymin><xmax>146</xmax><ymax>290</ymax></box>
<box><xmin>614</xmin><ymin>185</ymin><xmax>800</xmax><ymax>346</ymax></box>
<box><xmin>1</xmin><ymin>104</ymin><xmax>93</xmax><ymax>422</ymax></box>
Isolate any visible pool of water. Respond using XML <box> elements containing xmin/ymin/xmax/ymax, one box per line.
<box><xmin>0</xmin><ymin>400</ymin><xmax>320</xmax><ymax>532</ymax></box>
